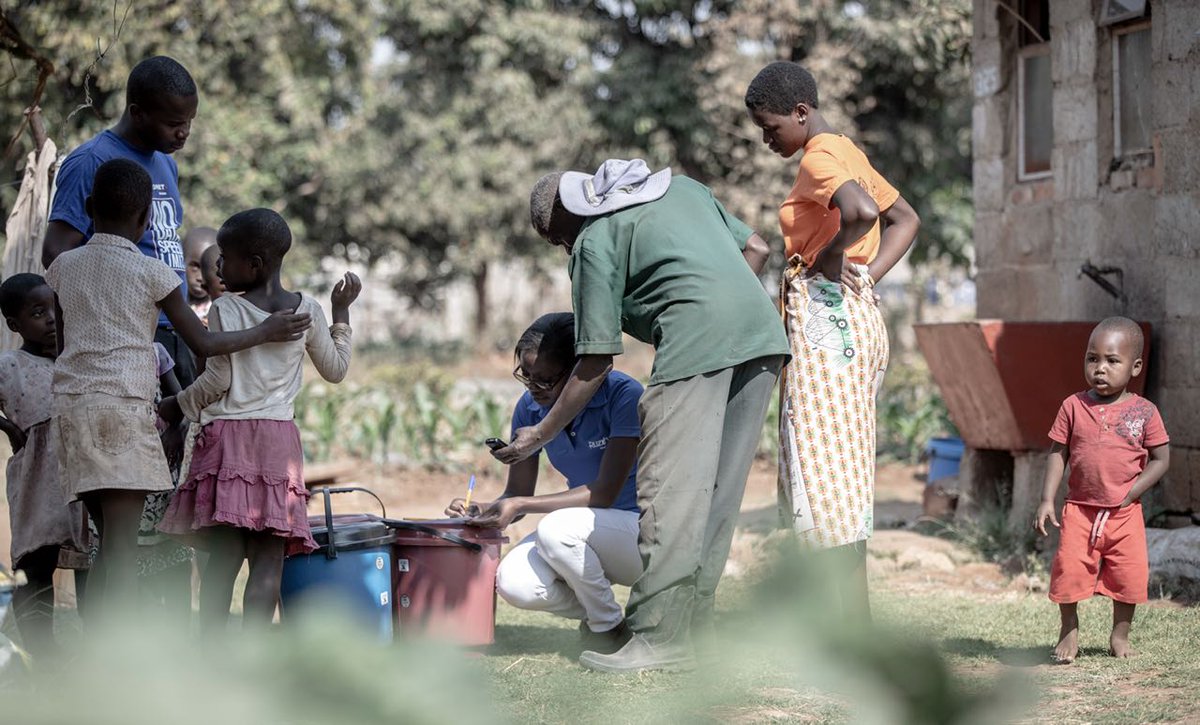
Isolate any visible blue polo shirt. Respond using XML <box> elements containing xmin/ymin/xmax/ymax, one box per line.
<box><xmin>511</xmin><ymin>370</ymin><xmax>643</xmax><ymax>513</ymax></box>
<box><xmin>50</xmin><ymin>130</ymin><xmax>187</xmax><ymax>328</ymax></box>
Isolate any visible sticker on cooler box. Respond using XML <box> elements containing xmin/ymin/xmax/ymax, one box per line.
<box><xmin>375</xmin><ymin>556</ymin><xmax>385</xmax><ymax>570</ymax></box>
<box><xmin>400</xmin><ymin>595</ymin><xmax>411</xmax><ymax>608</ymax></box>
<box><xmin>397</xmin><ymin>559</ymin><xmax>409</xmax><ymax>572</ymax></box>
<box><xmin>380</xmin><ymin>592</ymin><xmax>389</xmax><ymax>606</ymax></box>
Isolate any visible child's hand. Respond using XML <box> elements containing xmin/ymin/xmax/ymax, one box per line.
<box><xmin>331</xmin><ymin>272</ymin><xmax>362</xmax><ymax>310</ymax></box>
<box><xmin>261</xmin><ymin>310</ymin><xmax>313</xmax><ymax>341</ymax></box>
<box><xmin>161</xmin><ymin>422</ymin><xmax>186</xmax><ymax>470</ymax></box>
<box><xmin>158</xmin><ymin>396</ymin><xmax>184</xmax><ymax>426</ymax></box>
<box><xmin>1</xmin><ymin>419</ymin><xmax>27</xmax><ymax>453</ymax></box>
<box><xmin>1034</xmin><ymin>500</ymin><xmax>1060</xmax><ymax>536</ymax></box>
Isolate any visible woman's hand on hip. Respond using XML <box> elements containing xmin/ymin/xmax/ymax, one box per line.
<box><xmin>842</xmin><ymin>266</ymin><xmax>881</xmax><ymax>305</ymax></box>
<box><xmin>809</xmin><ymin>247</ymin><xmax>845</xmax><ymax>284</ymax></box>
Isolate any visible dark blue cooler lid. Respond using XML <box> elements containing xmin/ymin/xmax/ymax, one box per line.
<box><xmin>308</xmin><ymin>514</ymin><xmax>395</xmax><ymax>552</ymax></box>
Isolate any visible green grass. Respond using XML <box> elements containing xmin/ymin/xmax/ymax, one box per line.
<box><xmin>478</xmin><ymin>582</ymin><xmax>1200</xmax><ymax>724</ymax></box>
<box><xmin>7</xmin><ymin>544</ymin><xmax>1198</xmax><ymax>724</ymax></box>
<box><xmin>480</xmin><ymin>608</ymin><xmax>847</xmax><ymax>724</ymax></box>
<box><xmin>874</xmin><ymin>591</ymin><xmax>1200</xmax><ymax>724</ymax></box>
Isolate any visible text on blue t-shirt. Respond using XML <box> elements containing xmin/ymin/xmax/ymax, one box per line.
<box><xmin>49</xmin><ymin>130</ymin><xmax>186</xmax><ymax>327</ymax></box>
<box><xmin>511</xmin><ymin>370</ymin><xmax>643</xmax><ymax>513</ymax></box>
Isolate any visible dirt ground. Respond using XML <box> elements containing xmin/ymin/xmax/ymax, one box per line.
<box><xmin>0</xmin><ymin>427</ymin><xmax>1152</xmax><ymax>618</ymax></box>
<box><xmin>299</xmin><ymin>456</ymin><xmax>931</xmax><ymax>568</ymax></box>
<box><xmin>3</xmin><ymin>435</ymin><xmax>1135</xmax><ymax>626</ymax></box>
<box><xmin>0</xmin><ymin>448</ymin><xmax>956</xmax><ymax>586</ymax></box>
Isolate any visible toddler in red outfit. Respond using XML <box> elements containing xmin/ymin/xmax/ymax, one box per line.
<box><xmin>1035</xmin><ymin>317</ymin><xmax>1170</xmax><ymax>663</ymax></box>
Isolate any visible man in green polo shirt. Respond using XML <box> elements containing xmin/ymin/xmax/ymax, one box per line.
<box><xmin>498</xmin><ymin>159</ymin><xmax>788</xmax><ymax>672</ymax></box>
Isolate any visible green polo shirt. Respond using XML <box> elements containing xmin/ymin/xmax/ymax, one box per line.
<box><xmin>569</xmin><ymin>176</ymin><xmax>789</xmax><ymax>385</ymax></box>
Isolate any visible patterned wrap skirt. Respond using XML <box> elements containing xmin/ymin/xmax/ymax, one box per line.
<box><xmin>778</xmin><ymin>258</ymin><xmax>889</xmax><ymax>550</ymax></box>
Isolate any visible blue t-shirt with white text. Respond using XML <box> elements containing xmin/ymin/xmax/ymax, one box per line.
<box><xmin>50</xmin><ymin>130</ymin><xmax>186</xmax><ymax>328</ymax></box>
<box><xmin>511</xmin><ymin>370</ymin><xmax>643</xmax><ymax>513</ymax></box>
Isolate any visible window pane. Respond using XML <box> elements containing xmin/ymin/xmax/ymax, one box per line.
<box><xmin>1018</xmin><ymin>0</ymin><xmax>1051</xmax><ymax>46</ymax></box>
<box><xmin>1118</xmin><ymin>28</ymin><xmax>1152</xmax><ymax>153</ymax></box>
<box><xmin>1022</xmin><ymin>52</ymin><xmax>1053</xmax><ymax>175</ymax></box>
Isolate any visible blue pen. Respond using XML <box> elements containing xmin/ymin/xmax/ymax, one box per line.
<box><xmin>462</xmin><ymin>474</ymin><xmax>477</xmax><ymax>514</ymax></box>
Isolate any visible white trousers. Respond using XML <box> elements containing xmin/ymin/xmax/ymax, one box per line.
<box><xmin>495</xmin><ymin>507</ymin><xmax>642</xmax><ymax>632</ymax></box>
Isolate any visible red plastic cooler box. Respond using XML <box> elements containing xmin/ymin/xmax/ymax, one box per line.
<box><xmin>389</xmin><ymin>520</ymin><xmax>507</xmax><ymax>646</ymax></box>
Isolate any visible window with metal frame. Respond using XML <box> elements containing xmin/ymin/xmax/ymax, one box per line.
<box><xmin>1015</xmin><ymin>0</ymin><xmax>1052</xmax><ymax>180</ymax></box>
<box><xmin>1112</xmin><ymin>22</ymin><xmax>1153</xmax><ymax>158</ymax></box>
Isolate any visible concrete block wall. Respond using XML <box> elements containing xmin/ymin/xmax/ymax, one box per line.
<box><xmin>970</xmin><ymin>0</ymin><xmax>1200</xmax><ymax>520</ymax></box>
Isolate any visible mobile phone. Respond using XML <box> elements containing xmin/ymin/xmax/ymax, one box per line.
<box><xmin>485</xmin><ymin>437</ymin><xmax>507</xmax><ymax>451</ymax></box>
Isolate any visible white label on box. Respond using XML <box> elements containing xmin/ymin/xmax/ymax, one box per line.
<box><xmin>375</xmin><ymin>556</ymin><xmax>385</xmax><ymax>570</ymax></box>
<box><xmin>397</xmin><ymin>559</ymin><xmax>409</xmax><ymax>572</ymax></box>
<box><xmin>400</xmin><ymin>595</ymin><xmax>410</xmax><ymax>608</ymax></box>
<box><xmin>380</xmin><ymin>591</ymin><xmax>389</xmax><ymax>606</ymax></box>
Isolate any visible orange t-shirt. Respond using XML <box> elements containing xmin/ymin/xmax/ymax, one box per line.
<box><xmin>779</xmin><ymin>133</ymin><xmax>899</xmax><ymax>265</ymax></box>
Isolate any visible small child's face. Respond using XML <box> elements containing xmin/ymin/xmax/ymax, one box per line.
<box><xmin>5</xmin><ymin>284</ymin><xmax>57</xmax><ymax>353</ymax></box>
<box><xmin>214</xmin><ymin>242</ymin><xmax>256</xmax><ymax>293</ymax></box>
<box><xmin>1085</xmin><ymin>329</ymin><xmax>1142</xmax><ymax>398</ymax></box>
<box><xmin>200</xmin><ymin>246</ymin><xmax>225</xmax><ymax>299</ymax></box>
<box><xmin>184</xmin><ymin>237</ymin><xmax>213</xmax><ymax>301</ymax></box>
<box><xmin>749</xmin><ymin>106</ymin><xmax>807</xmax><ymax>159</ymax></box>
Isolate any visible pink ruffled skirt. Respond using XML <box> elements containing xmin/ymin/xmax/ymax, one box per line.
<box><xmin>159</xmin><ymin>419</ymin><xmax>317</xmax><ymax>555</ymax></box>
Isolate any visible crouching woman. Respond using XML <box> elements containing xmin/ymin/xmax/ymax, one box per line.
<box><xmin>446</xmin><ymin>312</ymin><xmax>642</xmax><ymax>652</ymax></box>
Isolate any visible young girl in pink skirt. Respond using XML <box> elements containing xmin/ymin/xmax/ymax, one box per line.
<box><xmin>158</xmin><ymin>208</ymin><xmax>360</xmax><ymax>630</ymax></box>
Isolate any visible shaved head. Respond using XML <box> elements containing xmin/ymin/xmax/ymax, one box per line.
<box><xmin>184</xmin><ymin>226</ymin><xmax>217</xmax><ymax>255</ymax></box>
<box><xmin>529</xmin><ymin>172</ymin><xmax>585</xmax><ymax>248</ymax></box>
<box><xmin>1091</xmin><ymin>316</ymin><xmax>1144</xmax><ymax>358</ymax></box>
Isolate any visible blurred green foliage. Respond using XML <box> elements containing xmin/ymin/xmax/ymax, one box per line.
<box><xmin>876</xmin><ymin>358</ymin><xmax>958</xmax><ymax>464</ymax></box>
<box><xmin>1</xmin><ymin>0</ymin><xmax>972</xmax><ymax>321</ymax></box>
<box><xmin>294</xmin><ymin>365</ymin><xmax>510</xmax><ymax>468</ymax></box>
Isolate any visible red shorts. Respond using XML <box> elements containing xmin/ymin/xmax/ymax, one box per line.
<box><xmin>1049</xmin><ymin>501</ymin><xmax>1148</xmax><ymax>604</ymax></box>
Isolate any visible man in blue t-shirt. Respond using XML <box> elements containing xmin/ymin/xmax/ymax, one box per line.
<box><xmin>43</xmin><ymin>56</ymin><xmax>200</xmax><ymax>385</ymax></box>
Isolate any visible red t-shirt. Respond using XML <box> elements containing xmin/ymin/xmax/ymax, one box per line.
<box><xmin>1048</xmin><ymin>392</ymin><xmax>1169</xmax><ymax>507</ymax></box>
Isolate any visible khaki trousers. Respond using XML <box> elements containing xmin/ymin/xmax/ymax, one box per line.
<box><xmin>625</xmin><ymin>355</ymin><xmax>784</xmax><ymax>641</ymax></box>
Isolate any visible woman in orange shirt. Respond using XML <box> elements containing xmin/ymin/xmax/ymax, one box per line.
<box><xmin>745</xmin><ymin>62</ymin><xmax>921</xmax><ymax>618</ymax></box>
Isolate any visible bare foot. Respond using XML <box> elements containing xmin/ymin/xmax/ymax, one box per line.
<box><xmin>1054</xmin><ymin>625</ymin><xmax>1079</xmax><ymax>663</ymax></box>
<box><xmin>1054</xmin><ymin>603</ymin><xmax>1080</xmax><ymax>664</ymax></box>
<box><xmin>1110</xmin><ymin>630</ymin><xmax>1136</xmax><ymax>658</ymax></box>
<box><xmin>1111</xmin><ymin>602</ymin><xmax>1136</xmax><ymax>658</ymax></box>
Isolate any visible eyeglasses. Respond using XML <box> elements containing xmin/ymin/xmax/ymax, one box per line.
<box><xmin>513</xmin><ymin>366</ymin><xmax>568</xmax><ymax>393</ymax></box>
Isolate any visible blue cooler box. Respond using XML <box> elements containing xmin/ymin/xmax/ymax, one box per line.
<box><xmin>281</xmin><ymin>503</ymin><xmax>395</xmax><ymax>643</ymax></box>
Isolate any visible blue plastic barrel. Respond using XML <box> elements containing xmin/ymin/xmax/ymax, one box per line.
<box><xmin>280</xmin><ymin>489</ymin><xmax>395</xmax><ymax>643</ymax></box>
<box><xmin>926</xmin><ymin>436</ymin><xmax>965</xmax><ymax>484</ymax></box>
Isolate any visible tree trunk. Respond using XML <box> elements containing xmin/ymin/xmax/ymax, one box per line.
<box><xmin>472</xmin><ymin>261</ymin><xmax>489</xmax><ymax>349</ymax></box>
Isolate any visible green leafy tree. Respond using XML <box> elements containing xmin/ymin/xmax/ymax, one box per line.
<box><xmin>299</xmin><ymin>0</ymin><xmax>603</xmax><ymax>334</ymax></box>
<box><xmin>0</xmin><ymin>0</ymin><xmax>376</xmax><ymax>269</ymax></box>
<box><xmin>2</xmin><ymin>0</ymin><xmax>972</xmax><ymax>339</ymax></box>
<box><xmin>579</xmin><ymin>0</ymin><xmax>973</xmax><ymax>269</ymax></box>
